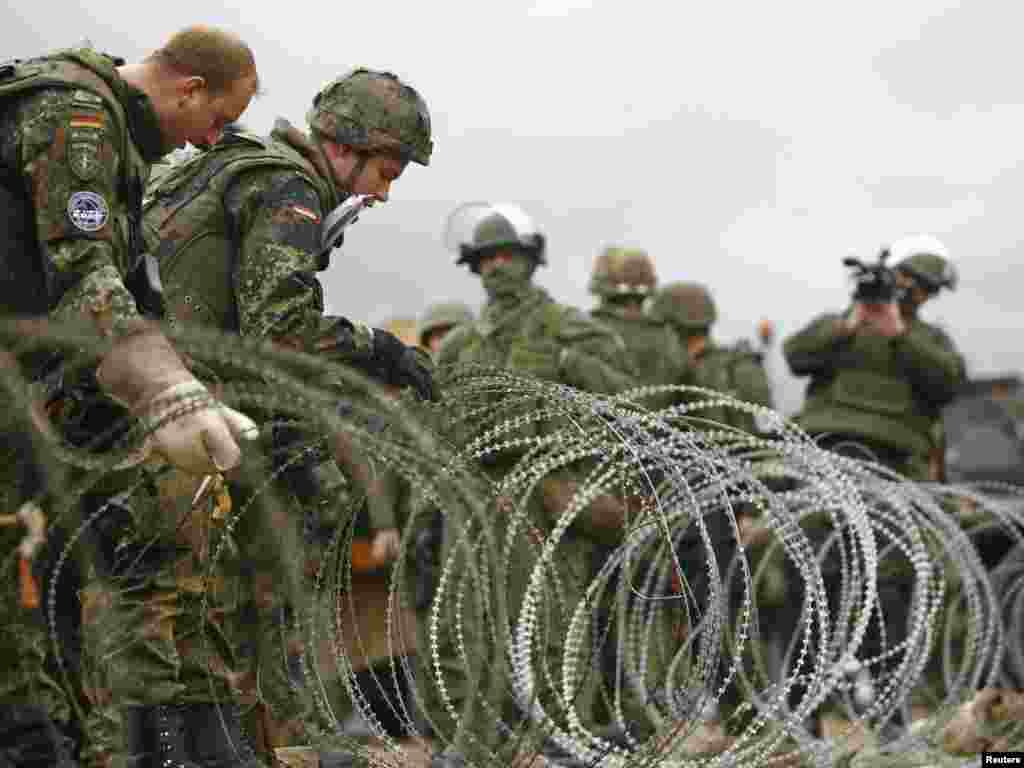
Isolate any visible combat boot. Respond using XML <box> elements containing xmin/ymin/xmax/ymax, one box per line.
<box><xmin>122</xmin><ymin>705</ymin><xmax>200</xmax><ymax>768</ymax></box>
<box><xmin>183</xmin><ymin>703</ymin><xmax>263</xmax><ymax>768</ymax></box>
<box><xmin>0</xmin><ymin>704</ymin><xmax>79</xmax><ymax>767</ymax></box>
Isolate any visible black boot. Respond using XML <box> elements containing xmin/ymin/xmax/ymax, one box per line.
<box><xmin>122</xmin><ymin>705</ymin><xmax>200</xmax><ymax>768</ymax></box>
<box><xmin>0</xmin><ymin>704</ymin><xmax>79</xmax><ymax>767</ymax></box>
<box><xmin>182</xmin><ymin>703</ymin><xmax>263</xmax><ymax>768</ymax></box>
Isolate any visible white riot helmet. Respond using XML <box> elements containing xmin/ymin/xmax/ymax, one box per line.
<box><xmin>444</xmin><ymin>201</ymin><xmax>546</xmax><ymax>273</ymax></box>
<box><xmin>889</xmin><ymin>234</ymin><xmax>958</xmax><ymax>292</ymax></box>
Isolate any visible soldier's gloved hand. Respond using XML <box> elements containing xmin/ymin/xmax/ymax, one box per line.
<box><xmin>367</xmin><ymin>328</ymin><xmax>438</xmax><ymax>401</ymax></box>
<box><xmin>96</xmin><ymin>324</ymin><xmax>259</xmax><ymax>474</ymax></box>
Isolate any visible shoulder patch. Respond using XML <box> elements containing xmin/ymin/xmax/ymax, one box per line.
<box><xmin>71</xmin><ymin>88</ymin><xmax>103</xmax><ymax>106</ymax></box>
<box><xmin>68</xmin><ymin>139</ymin><xmax>102</xmax><ymax>181</ymax></box>
<box><xmin>67</xmin><ymin>190</ymin><xmax>108</xmax><ymax>232</ymax></box>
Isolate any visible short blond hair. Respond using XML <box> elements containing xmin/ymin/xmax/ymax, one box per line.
<box><xmin>150</xmin><ymin>25</ymin><xmax>258</xmax><ymax>95</ymax></box>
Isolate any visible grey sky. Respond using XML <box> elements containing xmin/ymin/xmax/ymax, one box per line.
<box><xmin>5</xmin><ymin>0</ymin><xmax>1019</xmax><ymax>414</ymax></box>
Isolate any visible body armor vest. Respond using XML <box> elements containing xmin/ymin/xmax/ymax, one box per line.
<box><xmin>142</xmin><ymin>131</ymin><xmax>331</xmax><ymax>334</ymax></box>
<box><xmin>0</xmin><ymin>50</ymin><xmax>149</xmax><ymax>316</ymax></box>
<box><xmin>799</xmin><ymin>331</ymin><xmax>935</xmax><ymax>455</ymax></box>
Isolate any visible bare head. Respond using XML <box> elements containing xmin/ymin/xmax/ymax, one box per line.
<box><xmin>120</xmin><ymin>25</ymin><xmax>259</xmax><ymax>151</ymax></box>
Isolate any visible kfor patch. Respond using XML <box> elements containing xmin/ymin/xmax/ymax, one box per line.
<box><xmin>67</xmin><ymin>190</ymin><xmax>109</xmax><ymax>232</ymax></box>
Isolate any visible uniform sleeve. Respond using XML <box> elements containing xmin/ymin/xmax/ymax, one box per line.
<box><xmin>783</xmin><ymin>312</ymin><xmax>852</xmax><ymax>377</ymax></box>
<box><xmin>435</xmin><ymin>324</ymin><xmax>473</xmax><ymax>368</ymax></box>
<box><xmin>229</xmin><ymin>170</ymin><xmax>383</xmax><ymax>369</ymax></box>
<box><xmin>894</xmin><ymin>323</ymin><xmax>966</xmax><ymax>406</ymax></box>
<box><xmin>231</xmin><ymin>170</ymin><xmax>326</xmax><ymax>343</ymax></box>
<box><xmin>13</xmin><ymin>88</ymin><xmax>140</xmax><ymax>334</ymax></box>
<box><xmin>556</xmin><ymin>309</ymin><xmax>635</xmax><ymax>395</ymax></box>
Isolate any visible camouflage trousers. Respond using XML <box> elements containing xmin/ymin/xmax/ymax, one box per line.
<box><xmin>0</xmin><ymin>529</ymin><xmax>71</xmax><ymax>722</ymax></box>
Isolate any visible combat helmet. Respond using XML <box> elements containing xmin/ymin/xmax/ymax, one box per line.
<box><xmin>589</xmin><ymin>246</ymin><xmax>658</xmax><ymax>297</ymax></box>
<box><xmin>652</xmin><ymin>281</ymin><xmax>718</xmax><ymax>331</ymax></box>
<box><xmin>890</xmin><ymin>234</ymin><xmax>958</xmax><ymax>292</ymax></box>
<box><xmin>416</xmin><ymin>301</ymin><xmax>474</xmax><ymax>346</ymax></box>
<box><xmin>307</xmin><ymin>68</ymin><xmax>433</xmax><ymax>166</ymax></box>
<box><xmin>445</xmin><ymin>202</ymin><xmax>547</xmax><ymax>273</ymax></box>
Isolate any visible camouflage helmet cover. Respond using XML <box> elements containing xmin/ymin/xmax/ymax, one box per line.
<box><xmin>589</xmin><ymin>246</ymin><xmax>658</xmax><ymax>297</ymax></box>
<box><xmin>416</xmin><ymin>301</ymin><xmax>474</xmax><ymax>344</ymax></box>
<box><xmin>446</xmin><ymin>202</ymin><xmax>547</xmax><ymax>272</ymax></box>
<box><xmin>890</xmin><ymin>235</ymin><xmax>957</xmax><ymax>292</ymax></box>
<box><xmin>307</xmin><ymin>68</ymin><xmax>433</xmax><ymax>166</ymax></box>
<box><xmin>652</xmin><ymin>281</ymin><xmax>718</xmax><ymax>330</ymax></box>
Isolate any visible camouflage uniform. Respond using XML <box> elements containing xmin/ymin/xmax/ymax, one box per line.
<box><xmin>651</xmin><ymin>282</ymin><xmax>773</xmax><ymax>432</ymax></box>
<box><xmin>584</xmin><ymin>247</ymin><xmax>691</xmax><ymax>739</ymax></box>
<box><xmin>0</xmin><ymin>347</ymin><xmax>80</xmax><ymax>767</ymax></box>
<box><xmin>783</xmin><ymin>240</ymin><xmax>966</xmax><ymax>717</ymax></box>
<box><xmin>0</xmin><ymin>48</ymin><xmax>169</xmax><ymax>767</ymax></box>
<box><xmin>430</xmin><ymin>204</ymin><xmax>634</xmax><ymax>766</ymax></box>
<box><xmin>140</xmin><ymin>69</ymin><xmax>435</xmax><ymax>764</ymax></box>
<box><xmin>650</xmin><ymin>281</ymin><xmax>776</xmax><ymax>728</ymax></box>
<box><xmin>415</xmin><ymin>302</ymin><xmax>475</xmax><ymax>353</ymax></box>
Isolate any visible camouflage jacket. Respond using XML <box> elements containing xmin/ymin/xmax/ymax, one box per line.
<box><xmin>690</xmin><ymin>339</ymin><xmax>774</xmax><ymax>433</ymax></box>
<box><xmin>438</xmin><ymin>284</ymin><xmax>634</xmax><ymax>396</ymax></box>
<box><xmin>589</xmin><ymin>302</ymin><xmax>691</xmax><ymax>406</ymax></box>
<box><xmin>141</xmin><ymin>118</ymin><xmax>374</xmax><ymax>363</ymax></box>
<box><xmin>0</xmin><ymin>48</ymin><xmax>160</xmax><ymax>335</ymax></box>
<box><xmin>784</xmin><ymin>310</ymin><xmax>966</xmax><ymax>456</ymax></box>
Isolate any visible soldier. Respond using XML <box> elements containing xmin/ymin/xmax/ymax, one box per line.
<box><xmin>430</xmin><ymin>202</ymin><xmax>635</xmax><ymax>768</ymax></box>
<box><xmin>651</xmin><ymin>281</ymin><xmax>774</xmax><ymax>433</ymax></box>
<box><xmin>139</xmin><ymin>69</ymin><xmax>437</xmax><ymax>766</ymax></box>
<box><xmin>588</xmin><ymin>246</ymin><xmax>690</xmax><ymax>406</ymax></box>
<box><xmin>784</xmin><ymin>235</ymin><xmax>964</xmax><ymax>479</ymax></box>
<box><xmin>0</xmin><ymin>28</ymin><xmax>260</xmax><ymax>768</ymax></box>
<box><xmin>585</xmin><ymin>246</ymin><xmax>691</xmax><ymax>739</ymax></box>
<box><xmin>783</xmin><ymin>235</ymin><xmax>966</xmax><ymax>726</ymax></box>
<box><xmin>649</xmin><ymin>281</ymin><xmax>776</xmax><ymax>730</ymax></box>
<box><xmin>415</xmin><ymin>302</ymin><xmax>475</xmax><ymax>357</ymax></box>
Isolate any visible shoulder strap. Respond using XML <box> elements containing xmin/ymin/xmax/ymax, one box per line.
<box><xmin>0</xmin><ymin>52</ymin><xmax>132</xmax><ymax>190</ymax></box>
<box><xmin>144</xmin><ymin>133</ymin><xmax>317</xmax><ymax>236</ymax></box>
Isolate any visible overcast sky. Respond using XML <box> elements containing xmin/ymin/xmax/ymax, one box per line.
<box><xmin>6</xmin><ymin>0</ymin><xmax>1021</xmax><ymax>414</ymax></box>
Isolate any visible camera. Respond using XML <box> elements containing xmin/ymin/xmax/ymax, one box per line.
<box><xmin>842</xmin><ymin>248</ymin><xmax>903</xmax><ymax>303</ymax></box>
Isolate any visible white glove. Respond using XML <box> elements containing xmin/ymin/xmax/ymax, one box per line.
<box><xmin>141</xmin><ymin>381</ymin><xmax>259</xmax><ymax>474</ymax></box>
<box><xmin>96</xmin><ymin>323</ymin><xmax>258</xmax><ymax>476</ymax></box>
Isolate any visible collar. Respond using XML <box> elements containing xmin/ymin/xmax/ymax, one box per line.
<box><xmin>270</xmin><ymin>118</ymin><xmax>339</xmax><ymax>210</ymax></box>
<box><xmin>60</xmin><ymin>49</ymin><xmax>166</xmax><ymax>162</ymax></box>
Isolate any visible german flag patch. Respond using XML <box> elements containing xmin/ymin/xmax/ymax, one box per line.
<box><xmin>69</xmin><ymin>113</ymin><xmax>104</xmax><ymax>131</ymax></box>
<box><xmin>289</xmin><ymin>205</ymin><xmax>321</xmax><ymax>223</ymax></box>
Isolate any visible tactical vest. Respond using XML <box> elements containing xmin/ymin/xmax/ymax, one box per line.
<box><xmin>142</xmin><ymin>131</ymin><xmax>331</xmax><ymax>333</ymax></box>
<box><xmin>798</xmin><ymin>331</ymin><xmax>935</xmax><ymax>455</ymax></box>
<box><xmin>0</xmin><ymin>50</ymin><xmax>149</xmax><ymax>315</ymax></box>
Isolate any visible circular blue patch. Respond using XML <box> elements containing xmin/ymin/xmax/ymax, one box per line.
<box><xmin>67</xmin><ymin>190</ymin><xmax>109</xmax><ymax>232</ymax></box>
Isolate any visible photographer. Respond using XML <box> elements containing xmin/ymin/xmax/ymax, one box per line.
<box><xmin>784</xmin><ymin>235</ymin><xmax>965</xmax><ymax>480</ymax></box>
<box><xmin>781</xmin><ymin>236</ymin><xmax>966</xmax><ymax>730</ymax></box>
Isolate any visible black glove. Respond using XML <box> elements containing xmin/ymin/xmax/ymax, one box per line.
<box><xmin>367</xmin><ymin>329</ymin><xmax>438</xmax><ymax>401</ymax></box>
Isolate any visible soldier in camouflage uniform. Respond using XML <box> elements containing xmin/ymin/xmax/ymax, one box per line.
<box><xmin>588</xmin><ymin>247</ymin><xmax>690</xmax><ymax>406</ymax></box>
<box><xmin>140</xmin><ymin>68</ymin><xmax>437</xmax><ymax>766</ymax></box>
<box><xmin>651</xmin><ymin>281</ymin><xmax>774</xmax><ymax>432</ymax></box>
<box><xmin>429</xmin><ymin>203</ymin><xmax>635</xmax><ymax>768</ymax></box>
<box><xmin>0</xmin><ymin>29</ymin><xmax>260</xmax><ymax>768</ymax></box>
<box><xmin>649</xmin><ymin>281</ymin><xmax>776</xmax><ymax>729</ymax></box>
<box><xmin>585</xmin><ymin>246</ymin><xmax>692</xmax><ymax>740</ymax></box>
<box><xmin>416</xmin><ymin>302</ymin><xmax>475</xmax><ymax>357</ymax></box>
<box><xmin>783</xmin><ymin>235</ymin><xmax>966</xmax><ymax>726</ymax></box>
